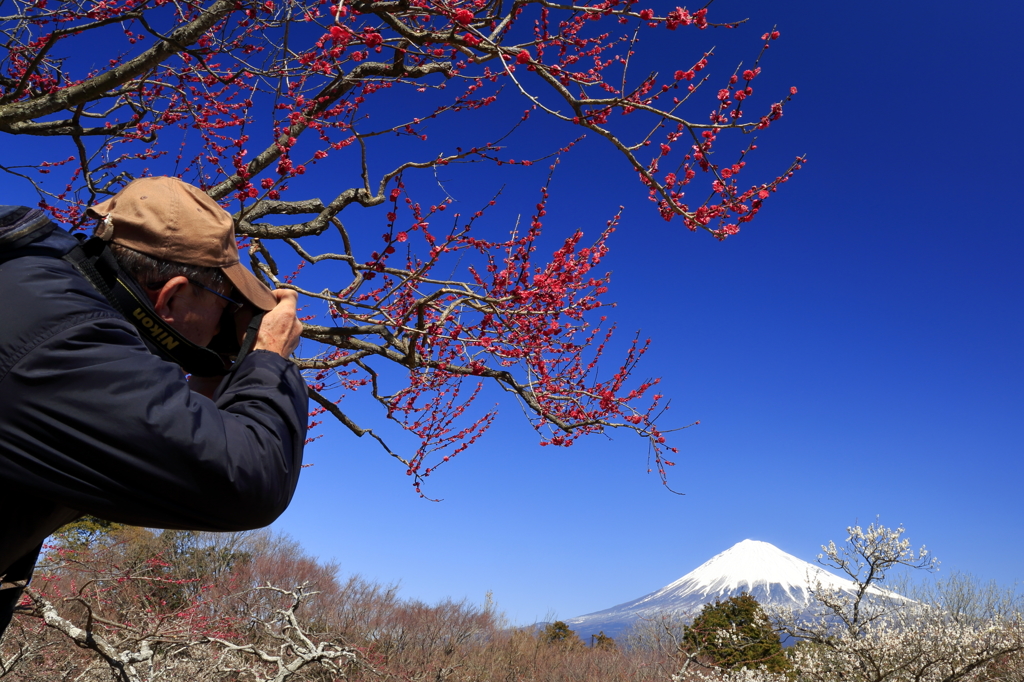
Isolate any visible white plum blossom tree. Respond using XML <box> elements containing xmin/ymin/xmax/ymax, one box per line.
<box><xmin>774</xmin><ymin>522</ymin><xmax>1024</xmax><ymax>682</ymax></box>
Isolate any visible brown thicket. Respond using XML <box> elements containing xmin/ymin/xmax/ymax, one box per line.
<box><xmin>0</xmin><ymin>529</ymin><xmax>696</xmax><ymax>681</ymax></box>
<box><xmin>7</xmin><ymin>527</ymin><xmax>1023</xmax><ymax>681</ymax></box>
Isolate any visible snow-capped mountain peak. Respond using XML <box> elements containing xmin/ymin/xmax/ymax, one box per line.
<box><xmin>562</xmin><ymin>539</ymin><xmax>871</xmax><ymax>639</ymax></box>
<box><xmin>648</xmin><ymin>538</ymin><xmax>855</xmax><ymax>603</ymax></box>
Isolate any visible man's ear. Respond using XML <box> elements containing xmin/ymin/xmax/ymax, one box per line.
<box><xmin>147</xmin><ymin>276</ymin><xmax>190</xmax><ymax>324</ymax></box>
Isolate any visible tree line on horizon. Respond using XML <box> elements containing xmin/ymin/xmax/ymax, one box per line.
<box><xmin>2</xmin><ymin>520</ymin><xmax>1023</xmax><ymax>682</ymax></box>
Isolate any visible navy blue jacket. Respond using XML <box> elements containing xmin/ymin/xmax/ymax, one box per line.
<box><xmin>0</xmin><ymin>214</ymin><xmax>307</xmax><ymax>635</ymax></box>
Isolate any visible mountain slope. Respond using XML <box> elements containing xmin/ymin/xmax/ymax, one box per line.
<box><xmin>563</xmin><ymin>539</ymin><xmax>878</xmax><ymax>640</ymax></box>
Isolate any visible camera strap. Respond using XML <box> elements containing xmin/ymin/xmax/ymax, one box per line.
<box><xmin>63</xmin><ymin>236</ymin><xmax>241</xmax><ymax>377</ymax></box>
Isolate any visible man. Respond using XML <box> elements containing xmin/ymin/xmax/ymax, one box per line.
<box><xmin>0</xmin><ymin>177</ymin><xmax>307</xmax><ymax>636</ymax></box>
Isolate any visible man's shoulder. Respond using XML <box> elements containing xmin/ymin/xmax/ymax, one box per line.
<box><xmin>0</xmin><ymin>230</ymin><xmax>116</xmax><ymax>316</ymax></box>
<box><xmin>0</xmin><ymin>231</ymin><xmax>131</xmax><ymax>377</ymax></box>
<box><xmin>0</xmin><ymin>206</ymin><xmax>59</xmax><ymax>252</ymax></box>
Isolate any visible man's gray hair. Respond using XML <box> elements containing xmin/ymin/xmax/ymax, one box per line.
<box><xmin>110</xmin><ymin>243</ymin><xmax>230</xmax><ymax>292</ymax></box>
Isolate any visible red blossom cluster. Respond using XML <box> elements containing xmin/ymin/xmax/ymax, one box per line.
<box><xmin>0</xmin><ymin>0</ymin><xmax>801</xmax><ymax>492</ymax></box>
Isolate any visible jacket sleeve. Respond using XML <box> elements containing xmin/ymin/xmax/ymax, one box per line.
<box><xmin>0</xmin><ymin>312</ymin><xmax>308</xmax><ymax>532</ymax></box>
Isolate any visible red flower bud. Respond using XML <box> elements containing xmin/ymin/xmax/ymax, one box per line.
<box><xmin>329</xmin><ymin>25</ymin><xmax>349</xmax><ymax>44</ymax></box>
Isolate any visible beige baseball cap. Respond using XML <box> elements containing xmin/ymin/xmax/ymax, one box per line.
<box><xmin>87</xmin><ymin>176</ymin><xmax>277</xmax><ymax>311</ymax></box>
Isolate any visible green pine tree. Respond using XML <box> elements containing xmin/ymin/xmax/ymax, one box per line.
<box><xmin>592</xmin><ymin>631</ymin><xmax>616</xmax><ymax>651</ymax></box>
<box><xmin>50</xmin><ymin>515</ymin><xmax>124</xmax><ymax>549</ymax></box>
<box><xmin>541</xmin><ymin>621</ymin><xmax>583</xmax><ymax>649</ymax></box>
<box><xmin>682</xmin><ymin>593</ymin><xmax>791</xmax><ymax>673</ymax></box>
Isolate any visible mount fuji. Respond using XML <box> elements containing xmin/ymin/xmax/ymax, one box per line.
<box><xmin>563</xmin><ymin>539</ymin><xmax>880</xmax><ymax>640</ymax></box>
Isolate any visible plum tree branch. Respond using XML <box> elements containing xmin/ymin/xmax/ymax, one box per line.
<box><xmin>0</xmin><ymin>0</ymin><xmax>235</xmax><ymax>132</ymax></box>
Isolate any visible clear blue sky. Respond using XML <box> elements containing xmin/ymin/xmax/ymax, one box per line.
<box><xmin>4</xmin><ymin>0</ymin><xmax>1021</xmax><ymax>627</ymax></box>
<box><xmin>276</xmin><ymin>0</ymin><xmax>1024</xmax><ymax>625</ymax></box>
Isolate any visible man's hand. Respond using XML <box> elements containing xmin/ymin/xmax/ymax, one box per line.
<box><xmin>188</xmin><ymin>290</ymin><xmax>299</xmax><ymax>397</ymax></box>
<box><xmin>254</xmin><ymin>289</ymin><xmax>302</xmax><ymax>359</ymax></box>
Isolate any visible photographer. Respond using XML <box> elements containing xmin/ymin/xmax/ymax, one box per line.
<box><xmin>0</xmin><ymin>177</ymin><xmax>308</xmax><ymax>637</ymax></box>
